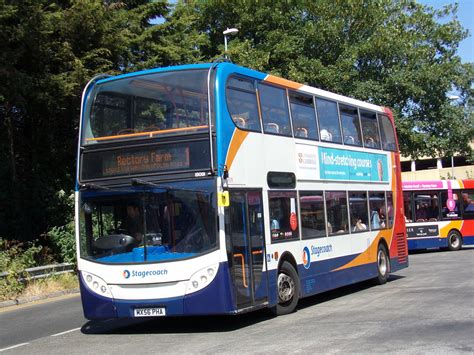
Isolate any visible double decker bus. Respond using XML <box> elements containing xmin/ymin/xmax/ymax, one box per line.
<box><xmin>76</xmin><ymin>62</ymin><xmax>408</xmax><ymax>319</ymax></box>
<box><xmin>403</xmin><ymin>180</ymin><xmax>474</xmax><ymax>251</ymax></box>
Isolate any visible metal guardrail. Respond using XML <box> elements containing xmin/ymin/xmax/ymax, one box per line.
<box><xmin>0</xmin><ymin>263</ymin><xmax>75</xmax><ymax>282</ymax></box>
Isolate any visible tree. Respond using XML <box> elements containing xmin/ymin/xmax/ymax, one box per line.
<box><xmin>0</xmin><ymin>0</ymin><xmax>197</xmax><ymax>241</ymax></box>
<box><xmin>180</xmin><ymin>0</ymin><xmax>473</xmax><ymax>159</ymax></box>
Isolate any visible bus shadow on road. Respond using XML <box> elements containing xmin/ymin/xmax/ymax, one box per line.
<box><xmin>296</xmin><ymin>274</ymin><xmax>405</xmax><ymax>311</ymax></box>
<box><xmin>81</xmin><ymin>309</ymin><xmax>274</xmax><ymax>335</ymax></box>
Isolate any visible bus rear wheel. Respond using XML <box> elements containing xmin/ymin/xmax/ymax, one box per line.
<box><xmin>272</xmin><ymin>261</ymin><xmax>300</xmax><ymax>315</ymax></box>
<box><xmin>374</xmin><ymin>244</ymin><xmax>390</xmax><ymax>285</ymax></box>
<box><xmin>447</xmin><ymin>230</ymin><xmax>462</xmax><ymax>251</ymax></box>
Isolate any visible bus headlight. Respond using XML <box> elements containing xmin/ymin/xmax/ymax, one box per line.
<box><xmin>185</xmin><ymin>264</ymin><xmax>219</xmax><ymax>294</ymax></box>
<box><xmin>81</xmin><ymin>271</ymin><xmax>113</xmax><ymax>298</ymax></box>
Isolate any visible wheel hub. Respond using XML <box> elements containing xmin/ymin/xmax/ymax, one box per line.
<box><xmin>378</xmin><ymin>250</ymin><xmax>387</xmax><ymax>276</ymax></box>
<box><xmin>278</xmin><ymin>273</ymin><xmax>295</xmax><ymax>302</ymax></box>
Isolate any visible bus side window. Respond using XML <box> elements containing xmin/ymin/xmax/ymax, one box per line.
<box><xmin>403</xmin><ymin>192</ymin><xmax>413</xmax><ymax>222</ymax></box>
<box><xmin>440</xmin><ymin>191</ymin><xmax>460</xmax><ymax>219</ymax></box>
<box><xmin>360</xmin><ymin>110</ymin><xmax>381</xmax><ymax>149</ymax></box>
<box><xmin>258</xmin><ymin>83</ymin><xmax>292</xmax><ymax>137</ymax></box>
<box><xmin>268</xmin><ymin>191</ymin><xmax>299</xmax><ymax>242</ymax></box>
<box><xmin>378</xmin><ymin>114</ymin><xmax>397</xmax><ymax>151</ymax></box>
<box><xmin>461</xmin><ymin>190</ymin><xmax>474</xmax><ymax>219</ymax></box>
<box><xmin>226</xmin><ymin>76</ymin><xmax>261</xmax><ymax>132</ymax></box>
<box><xmin>300</xmin><ymin>191</ymin><xmax>326</xmax><ymax>238</ymax></box>
<box><xmin>325</xmin><ymin>191</ymin><xmax>349</xmax><ymax>235</ymax></box>
<box><xmin>289</xmin><ymin>92</ymin><xmax>319</xmax><ymax>140</ymax></box>
<box><xmin>316</xmin><ymin>98</ymin><xmax>342</xmax><ymax>143</ymax></box>
<box><xmin>340</xmin><ymin>105</ymin><xmax>362</xmax><ymax>147</ymax></box>
<box><xmin>348</xmin><ymin>191</ymin><xmax>369</xmax><ymax>233</ymax></box>
<box><xmin>369</xmin><ymin>192</ymin><xmax>386</xmax><ymax>230</ymax></box>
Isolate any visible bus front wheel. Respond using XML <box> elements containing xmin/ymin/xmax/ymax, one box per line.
<box><xmin>447</xmin><ymin>230</ymin><xmax>462</xmax><ymax>251</ymax></box>
<box><xmin>374</xmin><ymin>244</ymin><xmax>390</xmax><ymax>285</ymax></box>
<box><xmin>273</xmin><ymin>261</ymin><xmax>300</xmax><ymax>315</ymax></box>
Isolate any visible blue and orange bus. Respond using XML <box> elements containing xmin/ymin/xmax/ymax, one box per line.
<box><xmin>403</xmin><ymin>180</ymin><xmax>474</xmax><ymax>251</ymax></box>
<box><xmin>76</xmin><ymin>62</ymin><xmax>408</xmax><ymax>319</ymax></box>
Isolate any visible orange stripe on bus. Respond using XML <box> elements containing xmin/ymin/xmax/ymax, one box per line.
<box><xmin>225</xmin><ymin>129</ymin><xmax>249</xmax><ymax>171</ymax></box>
<box><xmin>440</xmin><ymin>220</ymin><xmax>463</xmax><ymax>238</ymax></box>
<box><xmin>85</xmin><ymin>125</ymin><xmax>209</xmax><ymax>142</ymax></box>
<box><xmin>264</xmin><ymin>75</ymin><xmax>303</xmax><ymax>90</ymax></box>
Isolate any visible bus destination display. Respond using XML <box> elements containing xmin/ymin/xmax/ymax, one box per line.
<box><xmin>102</xmin><ymin>147</ymin><xmax>190</xmax><ymax>176</ymax></box>
<box><xmin>80</xmin><ymin>141</ymin><xmax>209</xmax><ymax>181</ymax></box>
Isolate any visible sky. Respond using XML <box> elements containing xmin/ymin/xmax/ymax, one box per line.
<box><xmin>418</xmin><ymin>0</ymin><xmax>474</xmax><ymax>63</ymax></box>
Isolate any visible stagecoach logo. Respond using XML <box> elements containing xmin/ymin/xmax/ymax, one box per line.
<box><xmin>303</xmin><ymin>247</ymin><xmax>311</xmax><ymax>269</ymax></box>
<box><xmin>122</xmin><ymin>268</ymin><xmax>168</xmax><ymax>279</ymax></box>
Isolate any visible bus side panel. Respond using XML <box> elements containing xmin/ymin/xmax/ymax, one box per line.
<box><xmin>298</xmin><ymin>255</ymin><xmax>406</xmax><ymax>299</ymax></box>
<box><xmin>461</xmin><ymin>220</ymin><xmax>474</xmax><ymax>245</ymax></box>
<box><xmin>407</xmin><ymin>237</ymin><xmax>447</xmax><ymax>251</ymax></box>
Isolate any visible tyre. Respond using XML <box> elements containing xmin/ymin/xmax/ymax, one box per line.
<box><xmin>272</xmin><ymin>261</ymin><xmax>300</xmax><ymax>315</ymax></box>
<box><xmin>447</xmin><ymin>230</ymin><xmax>462</xmax><ymax>251</ymax></box>
<box><xmin>374</xmin><ymin>243</ymin><xmax>390</xmax><ymax>285</ymax></box>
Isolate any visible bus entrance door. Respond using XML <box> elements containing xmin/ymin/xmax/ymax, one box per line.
<box><xmin>228</xmin><ymin>190</ymin><xmax>268</xmax><ymax>309</ymax></box>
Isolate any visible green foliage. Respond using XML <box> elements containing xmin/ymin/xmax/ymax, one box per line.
<box><xmin>46</xmin><ymin>190</ymin><xmax>76</xmax><ymax>265</ymax></box>
<box><xmin>0</xmin><ymin>239</ymin><xmax>43</xmax><ymax>299</ymax></box>
<box><xmin>47</xmin><ymin>223</ymin><xmax>76</xmax><ymax>265</ymax></box>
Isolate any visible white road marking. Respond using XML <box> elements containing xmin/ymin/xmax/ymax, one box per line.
<box><xmin>0</xmin><ymin>343</ymin><xmax>29</xmax><ymax>352</ymax></box>
<box><xmin>51</xmin><ymin>327</ymin><xmax>81</xmax><ymax>337</ymax></box>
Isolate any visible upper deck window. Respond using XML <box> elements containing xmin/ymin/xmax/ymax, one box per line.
<box><xmin>83</xmin><ymin>69</ymin><xmax>209</xmax><ymax>145</ymax></box>
<box><xmin>258</xmin><ymin>84</ymin><xmax>292</xmax><ymax>136</ymax></box>
<box><xmin>340</xmin><ymin>105</ymin><xmax>362</xmax><ymax>147</ymax></box>
<box><xmin>360</xmin><ymin>110</ymin><xmax>381</xmax><ymax>149</ymax></box>
<box><xmin>378</xmin><ymin>114</ymin><xmax>397</xmax><ymax>151</ymax></box>
<box><xmin>226</xmin><ymin>77</ymin><xmax>261</xmax><ymax>132</ymax></box>
<box><xmin>316</xmin><ymin>98</ymin><xmax>342</xmax><ymax>144</ymax></box>
<box><xmin>289</xmin><ymin>93</ymin><xmax>319</xmax><ymax>140</ymax></box>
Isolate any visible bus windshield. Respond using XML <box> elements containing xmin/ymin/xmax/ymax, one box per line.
<box><xmin>82</xmin><ymin>69</ymin><xmax>209</xmax><ymax>145</ymax></box>
<box><xmin>79</xmin><ymin>185</ymin><xmax>217</xmax><ymax>264</ymax></box>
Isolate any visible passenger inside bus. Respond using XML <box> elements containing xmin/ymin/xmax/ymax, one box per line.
<box><xmin>353</xmin><ymin>217</ymin><xmax>367</xmax><ymax>232</ymax></box>
<box><xmin>365</xmin><ymin>136</ymin><xmax>376</xmax><ymax>148</ymax></box>
<box><xmin>232</xmin><ymin>115</ymin><xmax>247</xmax><ymax>129</ymax></box>
<box><xmin>415</xmin><ymin>202</ymin><xmax>429</xmax><ymax>221</ymax></box>
<box><xmin>371</xmin><ymin>208</ymin><xmax>381</xmax><ymax>229</ymax></box>
<box><xmin>295</xmin><ymin>127</ymin><xmax>308</xmax><ymax>138</ymax></box>
<box><xmin>320</xmin><ymin>129</ymin><xmax>333</xmax><ymax>141</ymax></box>
<box><xmin>462</xmin><ymin>193</ymin><xmax>474</xmax><ymax>211</ymax></box>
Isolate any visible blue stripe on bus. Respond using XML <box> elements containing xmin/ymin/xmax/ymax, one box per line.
<box><xmin>407</xmin><ymin>238</ymin><xmax>447</xmax><ymax>251</ymax></box>
<box><xmin>462</xmin><ymin>235</ymin><xmax>474</xmax><ymax>245</ymax></box>
<box><xmin>408</xmin><ymin>235</ymin><xmax>474</xmax><ymax>251</ymax></box>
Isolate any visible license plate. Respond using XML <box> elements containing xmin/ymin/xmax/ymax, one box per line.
<box><xmin>133</xmin><ymin>307</ymin><xmax>166</xmax><ymax>317</ymax></box>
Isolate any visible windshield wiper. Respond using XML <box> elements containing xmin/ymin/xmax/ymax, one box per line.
<box><xmin>80</xmin><ymin>183</ymin><xmax>110</xmax><ymax>190</ymax></box>
<box><xmin>131</xmin><ymin>178</ymin><xmax>170</xmax><ymax>189</ymax></box>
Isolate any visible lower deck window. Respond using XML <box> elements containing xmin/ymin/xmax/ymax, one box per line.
<box><xmin>325</xmin><ymin>191</ymin><xmax>349</xmax><ymax>235</ymax></box>
<box><xmin>269</xmin><ymin>191</ymin><xmax>299</xmax><ymax>242</ymax></box>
